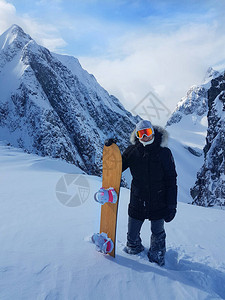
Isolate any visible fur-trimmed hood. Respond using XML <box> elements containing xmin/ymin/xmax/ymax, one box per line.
<box><xmin>130</xmin><ymin>125</ymin><xmax>169</xmax><ymax>148</ymax></box>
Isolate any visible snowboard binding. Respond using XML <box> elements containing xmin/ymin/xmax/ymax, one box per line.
<box><xmin>94</xmin><ymin>187</ymin><xmax>118</xmax><ymax>205</ymax></box>
<box><xmin>92</xmin><ymin>232</ymin><xmax>114</xmax><ymax>254</ymax></box>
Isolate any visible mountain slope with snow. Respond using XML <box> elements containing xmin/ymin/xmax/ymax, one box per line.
<box><xmin>0</xmin><ymin>24</ymin><xmax>139</xmax><ymax>176</ymax></box>
<box><xmin>166</xmin><ymin>67</ymin><xmax>225</xmax><ymax>208</ymax></box>
<box><xmin>166</xmin><ymin>82</ymin><xmax>209</xmax><ymax>203</ymax></box>
<box><xmin>0</xmin><ymin>142</ymin><xmax>225</xmax><ymax>300</ymax></box>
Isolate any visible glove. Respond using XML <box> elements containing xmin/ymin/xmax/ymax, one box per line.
<box><xmin>104</xmin><ymin>138</ymin><xmax>117</xmax><ymax>146</ymax></box>
<box><xmin>164</xmin><ymin>207</ymin><xmax>176</xmax><ymax>223</ymax></box>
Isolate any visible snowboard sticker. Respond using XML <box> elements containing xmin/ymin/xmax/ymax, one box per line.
<box><xmin>99</xmin><ymin>141</ymin><xmax>122</xmax><ymax>257</ymax></box>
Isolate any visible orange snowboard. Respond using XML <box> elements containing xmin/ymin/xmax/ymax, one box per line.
<box><xmin>100</xmin><ymin>142</ymin><xmax>122</xmax><ymax>257</ymax></box>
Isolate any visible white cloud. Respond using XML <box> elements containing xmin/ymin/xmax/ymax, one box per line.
<box><xmin>79</xmin><ymin>19</ymin><xmax>225</xmax><ymax>125</ymax></box>
<box><xmin>20</xmin><ymin>17</ymin><xmax>67</xmax><ymax>51</ymax></box>
<box><xmin>0</xmin><ymin>0</ymin><xmax>16</xmax><ymax>31</ymax></box>
<box><xmin>0</xmin><ymin>0</ymin><xmax>66</xmax><ymax>51</ymax></box>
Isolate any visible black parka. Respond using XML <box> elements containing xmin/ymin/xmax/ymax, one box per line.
<box><xmin>122</xmin><ymin>126</ymin><xmax>177</xmax><ymax>221</ymax></box>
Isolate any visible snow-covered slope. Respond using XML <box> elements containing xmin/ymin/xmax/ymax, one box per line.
<box><xmin>166</xmin><ymin>68</ymin><xmax>225</xmax><ymax>208</ymax></box>
<box><xmin>0</xmin><ymin>142</ymin><xmax>225</xmax><ymax>300</ymax></box>
<box><xmin>166</xmin><ymin>82</ymin><xmax>209</xmax><ymax>203</ymax></box>
<box><xmin>0</xmin><ymin>25</ymin><xmax>139</xmax><ymax>176</ymax></box>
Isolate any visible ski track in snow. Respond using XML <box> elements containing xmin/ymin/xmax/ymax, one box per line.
<box><xmin>0</xmin><ymin>142</ymin><xmax>225</xmax><ymax>300</ymax></box>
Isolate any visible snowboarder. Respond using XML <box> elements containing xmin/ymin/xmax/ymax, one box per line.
<box><xmin>122</xmin><ymin>120</ymin><xmax>177</xmax><ymax>266</ymax></box>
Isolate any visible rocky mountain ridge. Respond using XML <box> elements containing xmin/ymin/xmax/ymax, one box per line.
<box><xmin>167</xmin><ymin>67</ymin><xmax>225</xmax><ymax>209</ymax></box>
<box><xmin>191</xmin><ymin>71</ymin><xmax>225</xmax><ymax>207</ymax></box>
<box><xmin>0</xmin><ymin>24</ymin><xmax>139</xmax><ymax>175</ymax></box>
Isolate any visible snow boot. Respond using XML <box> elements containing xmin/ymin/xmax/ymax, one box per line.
<box><xmin>94</xmin><ymin>187</ymin><xmax>118</xmax><ymax>205</ymax></box>
<box><xmin>124</xmin><ymin>244</ymin><xmax>144</xmax><ymax>255</ymax></box>
<box><xmin>125</xmin><ymin>216</ymin><xmax>145</xmax><ymax>254</ymax></box>
<box><xmin>147</xmin><ymin>231</ymin><xmax>166</xmax><ymax>266</ymax></box>
<box><xmin>92</xmin><ymin>232</ymin><xmax>114</xmax><ymax>254</ymax></box>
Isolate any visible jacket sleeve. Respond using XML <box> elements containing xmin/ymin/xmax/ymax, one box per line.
<box><xmin>122</xmin><ymin>145</ymin><xmax>135</xmax><ymax>172</ymax></box>
<box><xmin>161</xmin><ymin>148</ymin><xmax>178</xmax><ymax>208</ymax></box>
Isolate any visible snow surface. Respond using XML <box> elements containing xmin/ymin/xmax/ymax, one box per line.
<box><xmin>167</xmin><ymin>113</ymin><xmax>208</xmax><ymax>204</ymax></box>
<box><xmin>0</xmin><ymin>141</ymin><xmax>225</xmax><ymax>300</ymax></box>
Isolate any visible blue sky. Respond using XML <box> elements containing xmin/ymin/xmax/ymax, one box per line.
<box><xmin>5</xmin><ymin>0</ymin><xmax>224</xmax><ymax>56</ymax></box>
<box><xmin>1</xmin><ymin>0</ymin><xmax>225</xmax><ymax>125</ymax></box>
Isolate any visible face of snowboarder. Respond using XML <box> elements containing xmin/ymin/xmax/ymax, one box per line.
<box><xmin>135</xmin><ymin>120</ymin><xmax>155</xmax><ymax>146</ymax></box>
<box><xmin>140</xmin><ymin>134</ymin><xmax>154</xmax><ymax>142</ymax></box>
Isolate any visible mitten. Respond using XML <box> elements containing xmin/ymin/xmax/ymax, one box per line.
<box><xmin>164</xmin><ymin>207</ymin><xmax>176</xmax><ymax>223</ymax></box>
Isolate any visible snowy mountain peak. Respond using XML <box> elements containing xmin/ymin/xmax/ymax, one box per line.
<box><xmin>166</xmin><ymin>84</ymin><xmax>208</xmax><ymax>127</ymax></box>
<box><xmin>203</xmin><ymin>67</ymin><xmax>221</xmax><ymax>83</ymax></box>
<box><xmin>0</xmin><ymin>24</ymin><xmax>32</xmax><ymax>72</ymax></box>
<box><xmin>166</xmin><ymin>66</ymin><xmax>225</xmax><ymax>209</ymax></box>
<box><xmin>0</xmin><ymin>25</ymin><xmax>139</xmax><ymax>176</ymax></box>
<box><xmin>167</xmin><ymin>67</ymin><xmax>225</xmax><ymax>128</ymax></box>
<box><xmin>0</xmin><ymin>24</ymin><xmax>31</xmax><ymax>50</ymax></box>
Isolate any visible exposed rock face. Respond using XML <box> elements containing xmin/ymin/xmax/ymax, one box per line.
<box><xmin>191</xmin><ymin>71</ymin><xmax>225</xmax><ymax>208</ymax></box>
<box><xmin>167</xmin><ymin>66</ymin><xmax>225</xmax><ymax>209</ymax></box>
<box><xmin>166</xmin><ymin>85</ymin><xmax>208</xmax><ymax>127</ymax></box>
<box><xmin>0</xmin><ymin>25</ymin><xmax>139</xmax><ymax>175</ymax></box>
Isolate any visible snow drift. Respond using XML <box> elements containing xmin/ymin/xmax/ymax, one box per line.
<box><xmin>0</xmin><ymin>142</ymin><xmax>225</xmax><ymax>299</ymax></box>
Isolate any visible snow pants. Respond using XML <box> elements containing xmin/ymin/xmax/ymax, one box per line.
<box><xmin>127</xmin><ymin>216</ymin><xmax>166</xmax><ymax>264</ymax></box>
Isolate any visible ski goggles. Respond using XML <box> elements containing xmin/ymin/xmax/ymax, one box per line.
<box><xmin>136</xmin><ymin>128</ymin><xmax>153</xmax><ymax>139</ymax></box>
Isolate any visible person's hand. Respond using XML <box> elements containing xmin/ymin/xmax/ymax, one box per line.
<box><xmin>104</xmin><ymin>138</ymin><xmax>116</xmax><ymax>146</ymax></box>
<box><xmin>164</xmin><ymin>207</ymin><xmax>176</xmax><ymax>223</ymax></box>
